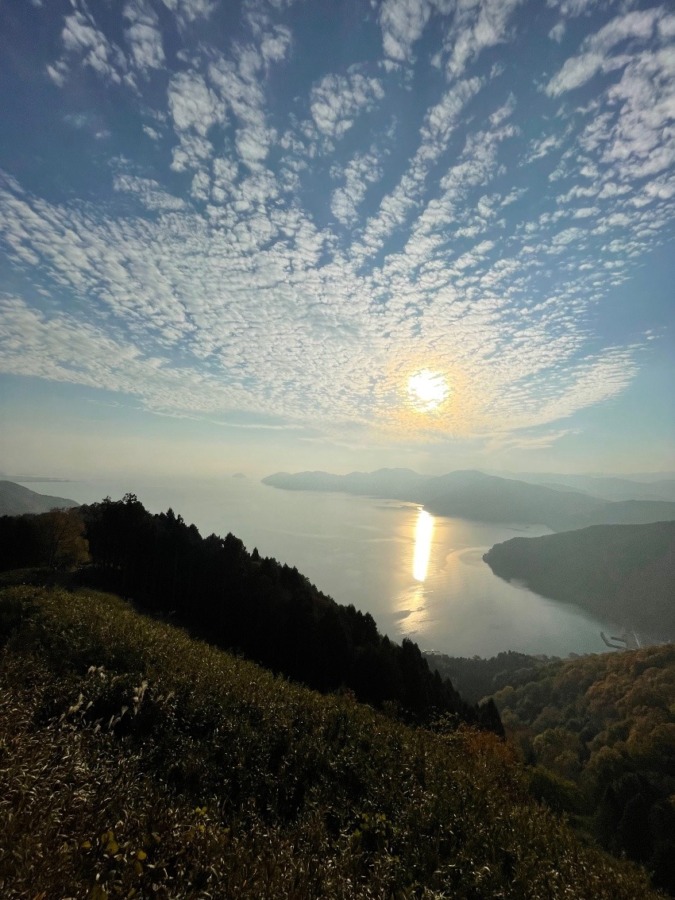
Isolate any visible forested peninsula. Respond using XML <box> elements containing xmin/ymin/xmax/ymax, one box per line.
<box><xmin>483</xmin><ymin>521</ymin><xmax>675</xmax><ymax>640</ymax></box>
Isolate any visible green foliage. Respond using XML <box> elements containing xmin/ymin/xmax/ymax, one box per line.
<box><xmin>527</xmin><ymin>766</ymin><xmax>585</xmax><ymax>815</ymax></box>
<box><xmin>426</xmin><ymin>650</ymin><xmax>554</xmax><ymax>704</ymax></box>
<box><xmin>492</xmin><ymin>645</ymin><xmax>675</xmax><ymax>893</ymax></box>
<box><xmin>0</xmin><ymin>585</ymin><xmax>662</xmax><ymax>899</ymax></box>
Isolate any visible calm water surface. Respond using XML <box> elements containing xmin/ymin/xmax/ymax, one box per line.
<box><xmin>26</xmin><ymin>475</ymin><xmax>614</xmax><ymax>658</ymax></box>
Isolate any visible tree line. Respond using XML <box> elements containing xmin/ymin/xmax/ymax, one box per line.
<box><xmin>0</xmin><ymin>496</ymin><xmax>502</xmax><ymax>733</ymax></box>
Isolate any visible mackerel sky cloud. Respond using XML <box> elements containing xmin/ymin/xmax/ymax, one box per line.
<box><xmin>0</xmin><ymin>0</ymin><xmax>673</xmax><ymax>475</ymax></box>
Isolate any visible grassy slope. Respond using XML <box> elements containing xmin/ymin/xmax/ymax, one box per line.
<box><xmin>0</xmin><ymin>584</ymin><xmax>662</xmax><ymax>899</ymax></box>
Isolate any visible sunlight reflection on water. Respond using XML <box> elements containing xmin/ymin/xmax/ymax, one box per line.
<box><xmin>413</xmin><ymin>509</ymin><xmax>434</xmax><ymax>582</ymax></box>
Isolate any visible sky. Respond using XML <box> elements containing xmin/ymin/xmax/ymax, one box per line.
<box><xmin>0</xmin><ymin>0</ymin><xmax>674</xmax><ymax>480</ymax></box>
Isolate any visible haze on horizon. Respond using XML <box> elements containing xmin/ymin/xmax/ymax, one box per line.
<box><xmin>1</xmin><ymin>0</ymin><xmax>673</xmax><ymax>481</ymax></box>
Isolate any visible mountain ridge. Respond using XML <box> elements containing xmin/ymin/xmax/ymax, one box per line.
<box><xmin>262</xmin><ymin>468</ymin><xmax>675</xmax><ymax>531</ymax></box>
<box><xmin>0</xmin><ymin>480</ymin><xmax>79</xmax><ymax>516</ymax></box>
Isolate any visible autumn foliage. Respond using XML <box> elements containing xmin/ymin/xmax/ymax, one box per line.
<box><xmin>493</xmin><ymin>645</ymin><xmax>675</xmax><ymax>893</ymax></box>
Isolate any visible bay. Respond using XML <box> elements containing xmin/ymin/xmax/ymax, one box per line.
<box><xmin>23</xmin><ymin>475</ymin><xmax>615</xmax><ymax>658</ymax></box>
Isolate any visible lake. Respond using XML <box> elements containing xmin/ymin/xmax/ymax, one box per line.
<box><xmin>22</xmin><ymin>475</ymin><xmax>615</xmax><ymax>658</ymax></box>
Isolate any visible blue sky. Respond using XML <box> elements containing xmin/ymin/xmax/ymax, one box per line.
<box><xmin>0</xmin><ymin>0</ymin><xmax>673</xmax><ymax>478</ymax></box>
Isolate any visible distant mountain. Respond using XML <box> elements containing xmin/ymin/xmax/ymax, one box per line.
<box><xmin>0</xmin><ymin>473</ymin><xmax>73</xmax><ymax>484</ymax></box>
<box><xmin>492</xmin><ymin>471</ymin><xmax>675</xmax><ymax>502</ymax></box>
<box><xmin>576</xmin><ymin>498</ymin><xmax>675</xmax><ymax>527</ymax></box>
<box><xmin>263</xmin><ymin>467</ymin><xmax>429</xmax><ymax>499</ymax></box>
<box><xmin>262</xmin><ymin>468</ymin><xmax>675</xmax><ymax>531</ymax></box>
<box><xmin>0</xmin><ymin>480</ymin><xmax>79</xmax><ymax>516</ymax></box>
<box><xmin>484</xmin><ymin>521</ymin><xmax>675</xmax><ymax>639</ymax></box>
<box><xmin>414</xmin><ymin>470</ymin><xmax>605</xmax><ymax>530</ymax></box>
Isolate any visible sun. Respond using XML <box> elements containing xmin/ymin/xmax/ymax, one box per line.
<box><xmin>407</xmin><ymin>369</ymin><xmax>449</xmax><ymax>412</ymax></box>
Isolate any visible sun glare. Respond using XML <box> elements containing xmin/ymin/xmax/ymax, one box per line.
<box><xmin>407</xmin><ymin>369</ymin><xmax>449</xmax><ymax>412</ymax></box>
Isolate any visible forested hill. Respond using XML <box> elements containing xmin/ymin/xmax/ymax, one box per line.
<box><xmin>484</xmin><ymin>521</ymin><xmax>675</xmax><ymax>640</ymax></box>
<box><xmin>491</xmin><ymin>645</ymin><xmax>675</xmax><ymax>895</ymax></box>
<box><xmin>263</xmin><ymin>468</ymin><xmax>675</xmax><ymax>531</ymax></box>
<box><xmin>425</xmin><ymin>644</ymin><xmax>675</xmax><ymax>894</ymax></box>
<box><xmin>425</xmin><ymin>650</ymin><xmax>555</xmax><ymax>705</ymax></box>
<box><xmin>0</xmin><ymin>496</ymin><xmax>500</xmax><ymax>732</ymax></box>
<box><xmin>0</xmin><ymin>479</ymin><xmax>78</xmax><ymax>515</ymax></box>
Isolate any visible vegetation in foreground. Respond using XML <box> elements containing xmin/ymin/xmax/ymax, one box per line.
<box><xmin>0</xmin><ymin>584</ymin><xmax>663</xmax><ymax>899</ymax></box>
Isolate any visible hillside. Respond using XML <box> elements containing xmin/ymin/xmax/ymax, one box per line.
<box><xmin>0</xmin><ymin>497</ymin><xmax>500</xmax><ymax>731</ymax></box>
<box><xmin>0</xmin><ymin>583</ymin><xmax>661</xmax><ymax>899</ymax></box>
<box><xmin>425</xmin><ymin>650</ymin><xmax>555</xmax><ymax>705</ymax></box>
<box><xmin>484</xmin><ymin>521</ymin><xmax>675</xmax><ymax>639</ymax></box>
<box><xmin>263</xmin><ymin>469</ymin><xmax>675</xmax><ymax>531</ymax></box>
<box><xmin>0</xmin><ymin>479</ymin><xmax>78</xmax><ymax>515</ymax></box>
<box><xmin>490</xmin><ymin>645</ymin><xmax>675</xmax><ymax>894</ymax></box>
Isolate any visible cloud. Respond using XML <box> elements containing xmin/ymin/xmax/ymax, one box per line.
<box><xmin>546</xmin><ymin>0</ymin><xmax>596</xmax><ymax>16</ymax></box>
<box><xmin>0</xmin><ymin>144</ymin><xmax>655</xmax><ymax>445</ymax></box>
<box><xmin>169</xmin><ymin>71</ymin><xmax>224</xmax><ymax>137</ymax></box>
<box><xmin>545</xmin><ymin>6</ymin><xmax>675</xmax><ymax>225</ymax></box>
<box><xmin>549</xmin><ymin>22</ymin><xmax>566</xmax><ymax>43</ymax></box>
<box><xmin>160</xmin><ymin>0</ymin><xmax>216</xmax><ymax>28</ymax></box>
<box><xmin>485</xmin><ymin>427</ymin><xmax>578</xmax><ymax>453</ymax></box>
<box><xmin>310</xmin><ymin>73</ymin><xmax>384</xmax><ymax>139</ymax></box>
<box><xmin>331</xmin><ymin>150</ymin><xmax>384</xmax><ymax>226</ymax></box>
<box><xmin>208</xmin><ymin>51</ymin><xmax>277</xmax><ymax>168</ymax></box>
<box><xmin>546</xmin><ymin>8</ymin><xmax>662</xmax><ymax>96</ymax></box>
<box><xmin>524</xmin><ymin>130</ymin><xmax>568</xmax><ymax>163</ymax></box>
<box><xmin>379</xmin><ymin>0</ymin><xmax>434</xmax><ymax>62</ymax></box>
<box><xmin>351</xmin><ymin>76</ymin><xmax>482</xmax><ymax>262</ymax></box>
<box><xmin>51</xmin><ymin>4</ymin><xmax>129</xmax><ymax>85</ymax></box>
<box><xmin>260</xmin><ymin>25</ymin><xmax>292</xmax><ymax>66</ymax></box>
<box><xmin>444</xmin><ymin>0</ymin><xmax>524</xmax><ymax>79</ymax></box>
<box><xmin>3</xmin><ymin>0</ymin><xmax>671</xmax><ymax>456</ymax></box>
<box><xmin>113</xmin><ymin>175</ymin><xmax>187</xmax><ymax>211</ymax></box>
<box><xmin>124</xmin><ymin>0</ymin><xmax>165</xmax><ymax>72</ymax></box>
